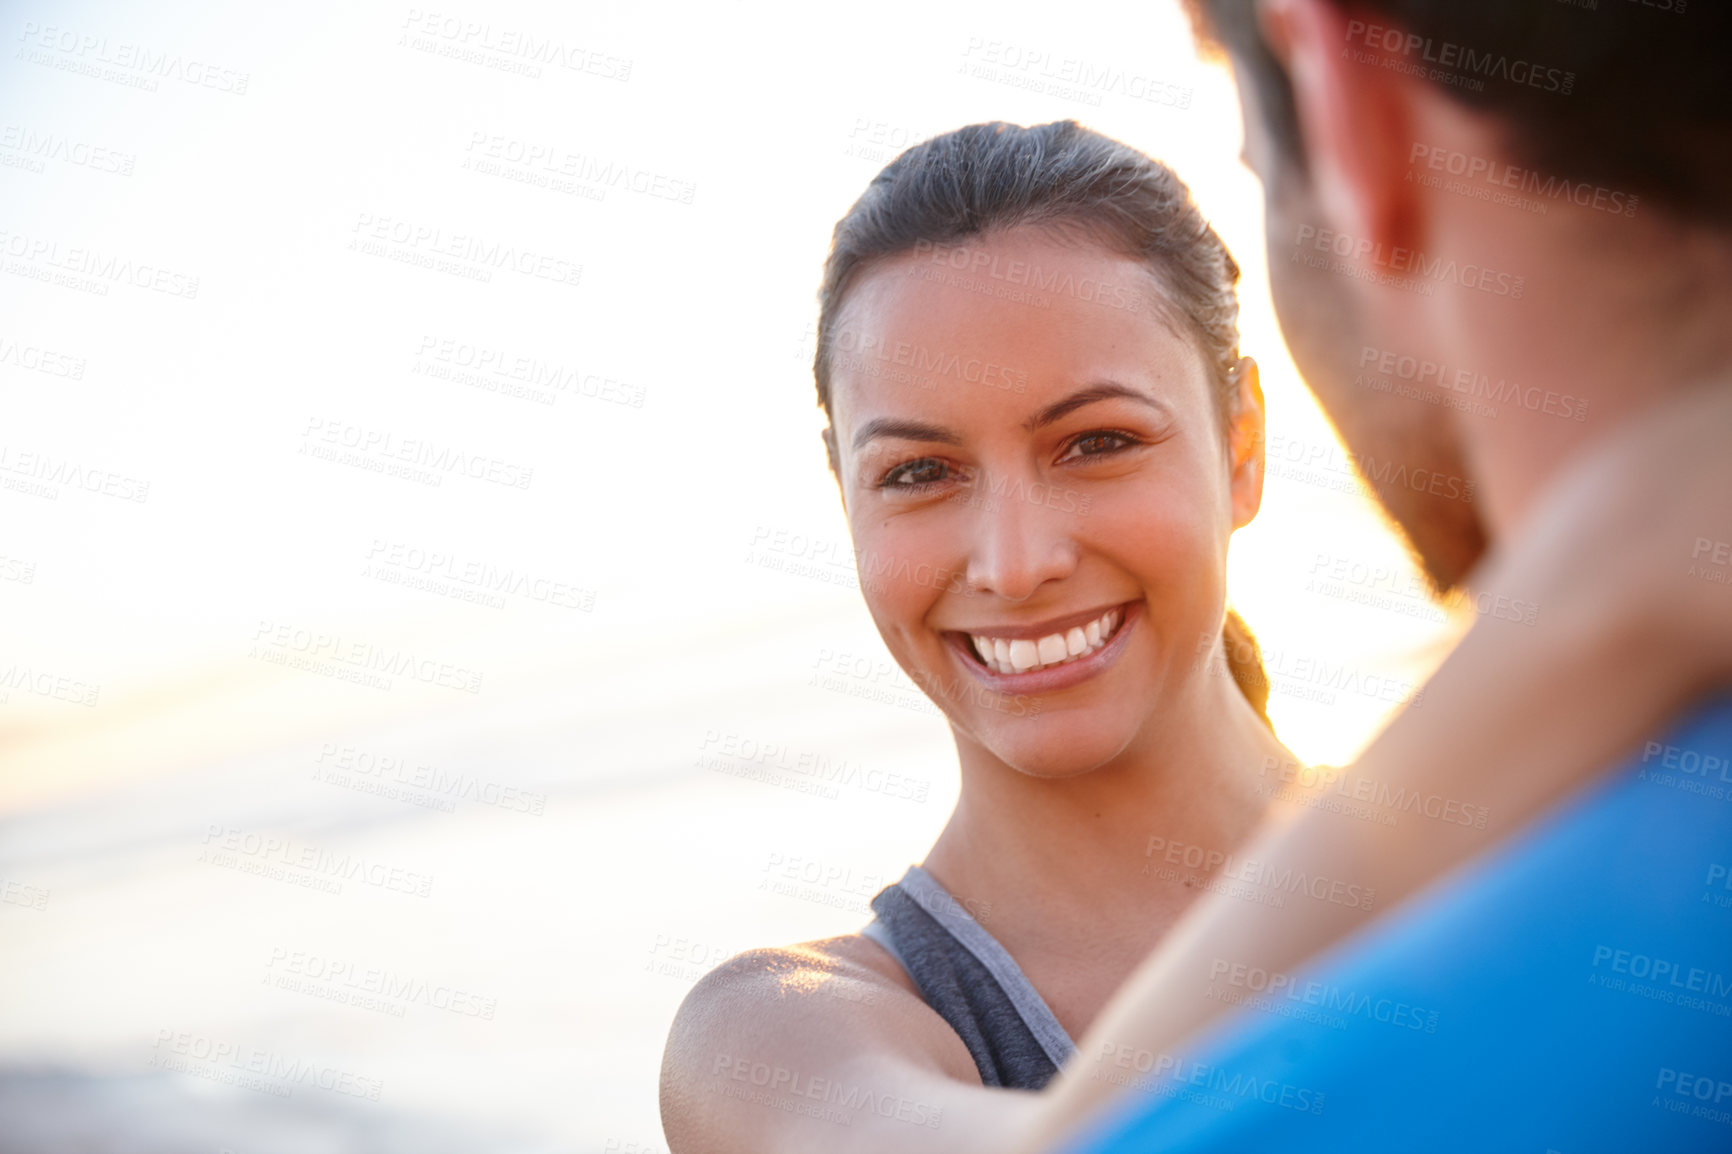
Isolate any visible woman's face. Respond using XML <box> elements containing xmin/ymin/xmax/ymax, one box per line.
<box><xmin>826</xmin><ymin>226</ymin><xmax>1265</xmax><ymax>777</ymax></box>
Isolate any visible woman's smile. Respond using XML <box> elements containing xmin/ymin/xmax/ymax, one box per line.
<box><xmin>942</xmin><ymin>599</ymin><xmax>1141</xmax><ymax>693</ymax></box>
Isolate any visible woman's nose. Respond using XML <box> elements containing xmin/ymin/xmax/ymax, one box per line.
<box><xmin>961</xmin><ymin>472</ymin><xmax>1081</xmax><ymax>601</ymax></box>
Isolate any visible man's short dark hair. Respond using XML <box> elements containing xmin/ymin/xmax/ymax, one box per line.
<box><xmin>1186</xmin><ymin>0</ymin><xmax>1732</xmax><ymax>228</ymax></box>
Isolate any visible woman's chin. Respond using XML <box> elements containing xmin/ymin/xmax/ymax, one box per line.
<box><xmin>976</xmin><ymin>724</ymin><xmax>1137</xmax><ymax>781</ymax></box>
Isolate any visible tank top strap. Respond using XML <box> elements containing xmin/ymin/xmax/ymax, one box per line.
<box><xmin>861</xmin><ymin>864</ymin><xmax>1076</xmax><ymax>1089</ymax></box>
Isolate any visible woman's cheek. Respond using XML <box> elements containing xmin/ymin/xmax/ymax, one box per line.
<box><xmin>853</xmin><ymin>520</ymin><xmax>940</xmax><ymax>623</ymax></box>
<box><xmin>1086</xmin><ymin>483</ymin><xmax>1224</xmax><ymax>618</ymax></box>
<box><xmin>1085</xmin><ymin>485</ymin><xmax>1206</xmax><ymax>565</ymax></box>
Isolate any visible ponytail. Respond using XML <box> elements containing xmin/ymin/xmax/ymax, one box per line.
<box><xmin>1221</xmin><ymin>608</ymin><xmax>1273</xmax><ymax>730</ymax></box>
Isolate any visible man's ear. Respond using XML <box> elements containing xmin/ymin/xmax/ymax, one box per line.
<box><xmin>1257</xmin><ymin>0</ymin><xmax>1423</xmax><ymax>257</ymax></box>
<box><xmin>1227</xmin><ymin>356</ymin><xmax>1266</xmax><ymax>530</ymax></box>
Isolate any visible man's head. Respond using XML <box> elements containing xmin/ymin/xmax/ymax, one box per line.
<box><xmin>1186</xmin><ymin>0</ymin><xmax>1732</xmax><ymax>592</ymax></box>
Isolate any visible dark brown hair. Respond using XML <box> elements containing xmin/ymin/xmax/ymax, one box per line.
<box><xmin>1185</xmin><ymin>0</ymin><xmax>1732</xmax><ymax>229</ymax></box>
<box><xmin>812</xmin><ymin>119</ymin><xmax>1272</xmax><ymax>727</ymax></box>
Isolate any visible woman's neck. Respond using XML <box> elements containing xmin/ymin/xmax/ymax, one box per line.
<box><xmin>918</xmin><ymin>680</ymin><xmax>1291</xmax><ymax>1027</ymax></box>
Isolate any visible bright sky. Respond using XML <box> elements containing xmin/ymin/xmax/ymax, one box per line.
<box><xmin>0</xmin><ymin>0</ymin><xmax>1458</xmax><ymax>799</ymax></box>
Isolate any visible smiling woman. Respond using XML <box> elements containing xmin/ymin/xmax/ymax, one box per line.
<box><xmin>658</xmin><ymin>120</ymin><xmax>1298</xmax><ymax>1152</ymax></box>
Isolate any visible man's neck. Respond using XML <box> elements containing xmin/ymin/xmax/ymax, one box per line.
<box><xmin>1443</xmin><ymin>210</ymin><xmax>1732</xmax><ymax>541</ymax></box>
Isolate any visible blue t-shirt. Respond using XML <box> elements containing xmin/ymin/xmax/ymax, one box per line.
<box><xmin>1065</xmin><ymin>695</ymin><xmax>1732</xmax><ymax>1154</ymax></box>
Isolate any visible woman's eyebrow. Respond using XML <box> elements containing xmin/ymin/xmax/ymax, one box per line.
<box><xmin>850</xmin><ymin>383</ymin><xmax>1170</xmax><ymax>450</ymax></box>
<box><xmin>851</xmin><ymin>418</ymin><xmax>962</xmax><ymax>451</ymax></box>
<box><xmin>1025</xmin><ymin>382</ymin><xmax>1171</xmax><ymax>431</ymax></box>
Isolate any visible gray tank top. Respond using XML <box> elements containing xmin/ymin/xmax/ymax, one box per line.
<box><xmin>860</xmin><ymin>864</ymin><xmax>1077</xmax><ymax>1089</ymax></box>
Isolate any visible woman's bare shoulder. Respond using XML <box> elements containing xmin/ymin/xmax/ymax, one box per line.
<box><xmin>663</xmin><ymin>931</ymin><xmax>975</xmax><ymax>1082</ymax></box>
<box><xmin>660</xmin><ymin>933</ymin><xmax>1036</xmax><ymax>1154</ymax></box>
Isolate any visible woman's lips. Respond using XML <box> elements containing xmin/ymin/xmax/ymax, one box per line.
<box><xmin>944</xmin><ymin>601</ymin><xmax>1141</xmax><ymax>695</ymax></box>
<box><xmin>965</xmin><ymin>604</ymin><xmax>1124</xmax><ymax>674</ymax></box>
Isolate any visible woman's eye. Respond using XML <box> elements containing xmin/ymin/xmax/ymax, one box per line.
<box><xmin>1061</xmin><ymin>431</ymin><xmax>1139</xmax><ymax>461</ymax></box>
<box><xmin>878</xmin><ymin>457</ymin><xmax>953</xmax><ymax>489</ymax></box>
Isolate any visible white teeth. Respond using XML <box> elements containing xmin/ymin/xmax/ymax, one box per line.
<box><xmin>966</xmin><ymin>606</ymin><xmax>1127</xmax><ymax>675</ymax></box>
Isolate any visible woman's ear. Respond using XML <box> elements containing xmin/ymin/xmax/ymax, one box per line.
<box><xmin>1227</xmin><ymin>356</ymin><xmax>1266</xmax><ymax>530</ymax></box>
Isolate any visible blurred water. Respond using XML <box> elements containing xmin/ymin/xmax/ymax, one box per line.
<box><xmin>0</xmin><ymin>600</ymin><xmax>965</xmax><ymax>1149</ymax></box>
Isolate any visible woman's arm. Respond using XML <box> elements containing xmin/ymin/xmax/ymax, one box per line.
<box><xmin>660</xmin><ymin>937</ymin><xmax>1041</xmax><ymax>1154</ymax></box>
<box><xmin>1017</xmin><ymin>381</ymin><xmax>1732</xmax><ymax>1153</ymax></box>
